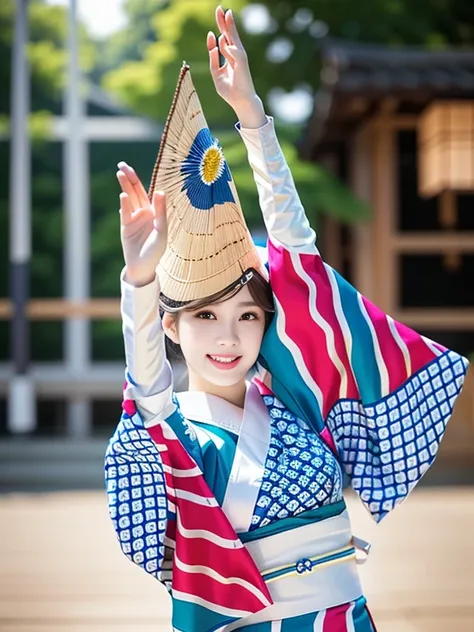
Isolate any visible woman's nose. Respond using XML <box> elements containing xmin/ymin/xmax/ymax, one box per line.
<box><xmin>216</xmin><ymin>324</ymin><xmax>239</xmax><ymax>347</ymax></box>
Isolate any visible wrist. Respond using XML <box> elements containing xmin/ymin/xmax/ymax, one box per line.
<box><xmin>232</xmin><ymin>95</ymin><xmax>267</xmax><ymax>129</ymax></box>
<box><xmin>123</xmin><ymin>268</ymin><xmax>156</xmax><ymax>288</ymax></box>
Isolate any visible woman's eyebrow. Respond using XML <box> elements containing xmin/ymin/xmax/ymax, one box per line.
<box><xmin>236</xmin><ymin>301</ymin><xmax>259</xmax><ymax>308</ymax></box>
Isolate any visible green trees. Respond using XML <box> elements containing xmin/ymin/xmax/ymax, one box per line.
<box><xmin>2</xmin><ymin>0</ymin><xmax>473</xmax><ymax>362</ymax></box>
<box><xmin>1</xmin><ymin>1</ymin><xmax>67</xmax><ymax>360</ymax></box>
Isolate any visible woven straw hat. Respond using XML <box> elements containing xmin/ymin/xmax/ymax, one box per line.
<box><xmin>148</xmin><ymin>63</ymin><xmax>264</xmax><ymax>305</ymax></box>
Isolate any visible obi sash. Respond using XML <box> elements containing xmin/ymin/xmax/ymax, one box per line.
<box><xmin>227</xmin><ymin>507</ymin><xmax>363</xmax><ymax>630</ymax></box>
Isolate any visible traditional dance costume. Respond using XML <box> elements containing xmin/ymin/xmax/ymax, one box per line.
<box><xmin>105</xmin><ymin>67</ymin><xmax>469</xmax><ymax>632</ymax></box>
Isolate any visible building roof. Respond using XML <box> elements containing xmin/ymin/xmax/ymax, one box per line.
<box><xmin>304</xmin><ymin>39</ymin><xmax>474</xmax><ymax>155</ymax></box>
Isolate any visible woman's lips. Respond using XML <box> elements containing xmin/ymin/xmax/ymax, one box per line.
<box><xmin>207</xmin><ymin>355</ymin><xmax>242</xmax><ymax>370</ymax></box>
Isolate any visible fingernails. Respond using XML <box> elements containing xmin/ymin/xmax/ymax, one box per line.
<box><xmin>117</xmin><ymin>161</ymin><xmax>127</xmax><ymax>169</ymax></box>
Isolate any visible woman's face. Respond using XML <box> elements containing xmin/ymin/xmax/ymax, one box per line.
<box><xmin>163</xmin><ymin>285</ymin><xmax>266</xmax><ymax>392</ymax></box>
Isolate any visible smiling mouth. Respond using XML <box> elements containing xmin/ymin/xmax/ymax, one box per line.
<box><xmin>207</xmin><ymin>355</ymin><xmax>242</xmax><ymax>370</ymax></box>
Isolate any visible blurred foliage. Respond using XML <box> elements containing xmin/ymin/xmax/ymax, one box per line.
<box><xmin>0</xmin><ymin>0</ymin><xmax>91</xmax><ymax>360</ymax></box>
<box><xmin>103</xmin><ymin>0</ymin><xmax>248</xmax><ymax>125</ymax></box>
<box><xmin>91</xmin><ymin>0</ymin><xmax>170</xmax><ymax>82</ymax></box>
<box><xmin>102</xmin><ymin>0</ymin><xmax>474</xmax><ymax>120</ymax></box>
<box><xmin>239</xmin><ymin>0</ymin><xmax>474</xmax><ymax>94</ymax></box>
<box><xmin>216</xmin><ymin>128</ymin><xmax>370</xmax><ymax>226</ymax></box>
<box><xmin>2</xmin><ymin>0</ymin><xmax>474</xmax><ymax>364</ymax></box>
<box><xmin>102</xmin><ymin>0</ymin><xmax>370</xmax><ymax>229</ymax></box>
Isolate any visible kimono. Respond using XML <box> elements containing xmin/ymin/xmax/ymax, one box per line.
<box><xmin>105</xmin><ymin>117</ymin><xmax>469</xmax><ymax>632</ymax></box>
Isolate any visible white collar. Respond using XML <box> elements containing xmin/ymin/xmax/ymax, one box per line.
<box><xmin>175</xmin><ymin>389</ymin><xmax>245</xmax><ymax>435</ymax></box>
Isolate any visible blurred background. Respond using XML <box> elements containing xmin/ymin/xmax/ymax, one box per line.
<box><xmin>1</xmin><ymin>0</ymin><xmax>474</xmax><ymax>630</ymax></box>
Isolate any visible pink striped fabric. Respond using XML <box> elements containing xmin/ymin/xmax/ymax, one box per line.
<box><xmin>268</xmin><ymin>239</ymin><xmax>444</xmax><ymax>412</ymax></box>
<box><xmin>145</xmin><ymin>420</ymin><xmax>273</xmax><ymax>616</ymax></box>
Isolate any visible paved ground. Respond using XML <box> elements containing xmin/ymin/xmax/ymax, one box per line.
<box><xmin>1</xmin><ymin>487</ymin><xmax>473</xmax><ymax>632</ymax></box>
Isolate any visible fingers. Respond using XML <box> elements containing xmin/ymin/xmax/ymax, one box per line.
<box><xmin>207</xmin><ymin>31</ymin><xmax>221</xmax><ymax>75</ymax></box>
<box><xmin>215</xmin><ymin>5</ymin><xmax>227</xmax><ymax>39</ymax></box>
<box><xmin>152</xmin><ymin>191</ymin><xmax>167</xmax><ymax>234</ymax></box>
<box><xmin>117</xmin><ymin>161</ymin><xmax>149</xmax><ymax>208</ymax></box>
<box><xmin>217</xmin><ymin>34</ymin><xmax>236</xmax><ymax>67</ymax></box>
<box><xmin>117</xmin><ymin>170</ymin><xmax>140</xmax><ymax>209</ymax></box>
<box><xmin>225</xmin><ymin>9</ymin><xmax>244</xmax><ymax>48</ymax></box>
<box><xmin>207</xmin><ymin>30</ymin><xmax>217</xmax><ymax>51</ymax></box>
<box><xmin>215</xmin><ymin>6</ymin><xmax>244</xmax><ymax>50</ymax></box>
<box><xmin>119</xmin><ymin>192</ymin><xmax>134</xmax><ymax>226</ymax></box>
<box><xmin>152</xmin><ymin>190</ymin><xmax>166</xmax><ymax>218</ymax></box>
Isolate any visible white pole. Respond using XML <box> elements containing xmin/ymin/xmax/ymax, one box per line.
<box><xmin>8</xmin><ymin>0</ymin><xmax>35</xmax><ymax>433</ymax></box>
<box><xmin>64</xmin><ymin>0</ymin><xmax>91</xmax><ymax>437</ymax></box>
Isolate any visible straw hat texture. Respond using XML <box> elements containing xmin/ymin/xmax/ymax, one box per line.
<box><xmin>148</xmin><ymin>63</ymin><xmax>263</xmax><ymax>304</ymax></box>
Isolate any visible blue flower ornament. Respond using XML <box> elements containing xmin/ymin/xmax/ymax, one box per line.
<box><xmin>181</xmin><ymin>128</ymin><xmax>235</xmax><ymax>210</ymax></box>
<box><xmin>296</xmin><ymin>558</ymin><xmax>313</xmax><ymax>574</ymax></box>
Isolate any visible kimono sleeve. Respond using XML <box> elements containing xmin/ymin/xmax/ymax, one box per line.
<box><xmin>105</xmin><ymin>406</ymin><xmax>169</xmax><ymax>583</ymax></box>
<box><xmin>262</xmin><ymin>238</ymin><xmax>469</xmax><ymax>522</ymax></box>
<box><xmin>236</xmin><ymin>116</ymin><xmax>470</xmax><ymax>522</ymax></box>
<box><xmin>105</xmin><ymin>392</ymin><xmax>205</xmax><ymax>587</ymax></box>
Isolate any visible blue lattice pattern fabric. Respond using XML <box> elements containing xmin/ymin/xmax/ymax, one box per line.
<box><xmin>105</xmin><ymin>413</ymin><xmax>168</xmax><ymax>581</ymax></box>
<box><xmin>251</xmin><ymin>396</ymin><xmax>344</xmax><ymax>530</ymax></box>
<box><xmin>326</xmin><ymin>350</ymin><xmax>467</xmax><ymax>522</ymax></box>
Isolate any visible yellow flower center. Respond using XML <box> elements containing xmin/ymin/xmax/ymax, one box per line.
<box><xmin>201</xmin><ymin>146</ymin><xmax>223</xmax><ymax>184</ymax></box>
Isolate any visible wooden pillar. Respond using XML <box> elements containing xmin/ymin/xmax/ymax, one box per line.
<box><xmin>350</xmin><ymin>123</ymin><xmax>375</xmax><ymax>300</ymax></box>
<box><xmin>323</xmin><ymin>216</ymin><xmax>343</xmax><ymax>273</ymax></box>
<box><xmin>319</xmin><ymin>154</ymin><xmax>343</xmax><ymax>271</ymax></box>
<box><xmin>370</xmin><ymin>121</ymin><xmax>398</xmax><ymax>314</ymax></box>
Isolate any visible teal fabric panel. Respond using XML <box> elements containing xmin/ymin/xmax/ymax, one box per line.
<box><xmin>172</xmin><ymin>598</ymin><xmax>237</xmax><ymax>632</ymax></box>
<box><xmin>238</xmin><ymin>500</ymin><xmax>346</xmax><ymax>543</ymax></box>
<box><xmin>194</xmin><ymin>422</ymin><xmax>238</xmax><ymax>506</ymax></box>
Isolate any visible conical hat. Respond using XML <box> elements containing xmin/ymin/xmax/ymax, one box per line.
<box><xmin>148</xmin><ymin>63</ymin><xmax>264</xmax><ymax>305</ymax></box>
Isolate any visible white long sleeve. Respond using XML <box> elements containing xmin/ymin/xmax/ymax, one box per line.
<box><xmin>121</xmin><ymin>269</ymin><xmax>175</xmax><ymax>422</ymax></box>
<box><xmin>120</xmin><ymin>116</ymin><xmax>313</xmax><ymax>421</ymax></box>
<box><xmin>236</xmin><ymin>116</ymin><xmax>317</xmax><ymax>254</ymax></box>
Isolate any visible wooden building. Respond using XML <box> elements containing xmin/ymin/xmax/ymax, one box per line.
<box><xmin>301</xmin><ymin>40</ymin><xmax>474</xmax><ymax>461</ymax></box>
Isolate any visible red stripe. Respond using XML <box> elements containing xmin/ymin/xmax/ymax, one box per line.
<box><xmin>165</xmin><ymin>471</ymin><xmax>217</xmax><ymax>497</ymax></box>
<box><xmin>175</xmin><ymin>531</ymin><xmax>245</xmax><ymax>576</ymax></box>
<box><xmin>393</xmin><ymin>320</ymin><xmax>439</xmax><ymax>375</ymax></box>
<box><xmin>306</xmin><ymin>256</ymin><xmax>359</xmax><ymax>400</ymax></box>
<box><xmin>145</xmin><ymin>419</ymin><xmax>273</xmax><ymax>613</ymax></box>
<box><xmin>320</xmin><ymin>427</ymin><xmax>338</xmax><ymax>455</ymax></box>
<box><xmin>323</xmin><ymin>601</ymin><xmax>351</xmax><ymax>631</ymax></box>
<box><xmin>269</xmin><ymin>241</ymin><xmax>356</xmax><ymax>416</ymax></box>
<box><xmin>252</xmin><ymin>377</ymin><xmax>273</xmax><ymax>397</ymax></box>
<box><xmin>177</xmin><ymin>499</ymin><xmax>240</xmax><ymax>535</ymax></box>
<box><xmin>165</xmin><ymin>518</ymin><xmax>176</xmax><ymax>542</ymax></box>
<box><xmin>361</xmin><ymin>297</ymin><xmax>409</xmax><ymax>394</ymax></box>
<box><xmin>172</xmin><ymin>566</ymin><xmax>268</xmax><ymax>611</ymax></box>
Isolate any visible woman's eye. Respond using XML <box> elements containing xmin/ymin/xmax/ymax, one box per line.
<box><xmin>196</xmin><ymin>311</ymin><xmax>215</xmax><ymax>320</ymax></box>
<box><xmin>240</xmin><ymin>312</ymin><xmax>258</xmax><ymax>321</ymax></box>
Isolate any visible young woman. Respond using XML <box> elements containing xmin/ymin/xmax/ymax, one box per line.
<box><xmin>105</xmin><ymin>7</ymin><xmax>468</xmax><ymax>632</ymax></box>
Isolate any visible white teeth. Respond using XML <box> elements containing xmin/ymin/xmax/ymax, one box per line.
<box><xmin>210</xmin><ymin>355</ymin><xmax>237</xmax><ymax>363</ymax></box>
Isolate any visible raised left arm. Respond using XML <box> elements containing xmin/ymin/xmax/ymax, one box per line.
<box><xmin>208</xmin><ymin>7</ymin><xmax>315</xmax><ymax>252</ymax></box>
<box><xmin>236</xmin><ymin>115</ymin><xmax>316</xmax><ymax>253</ymax></box>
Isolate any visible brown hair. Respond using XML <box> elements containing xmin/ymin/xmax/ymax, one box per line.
<box><xmin>161</xmin><ymin>269</ymin><xmax>274</xmax><ymax>362</ymax></box>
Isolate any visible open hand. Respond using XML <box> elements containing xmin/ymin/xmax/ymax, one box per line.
<box><xmin>207</xmin><ymin>6</ymin><xmax>258</xmax><ymax>111</ymax></box>
<box><xmin>117</xmin><ymin>162</ymin><xmax>167</xmax><ymax>288</ymax></box>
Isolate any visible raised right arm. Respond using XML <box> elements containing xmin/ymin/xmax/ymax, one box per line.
<box><xmin>121</xmin><ymin>270</ymin><xmax>176</xmax><ymax>422</ymax></box>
